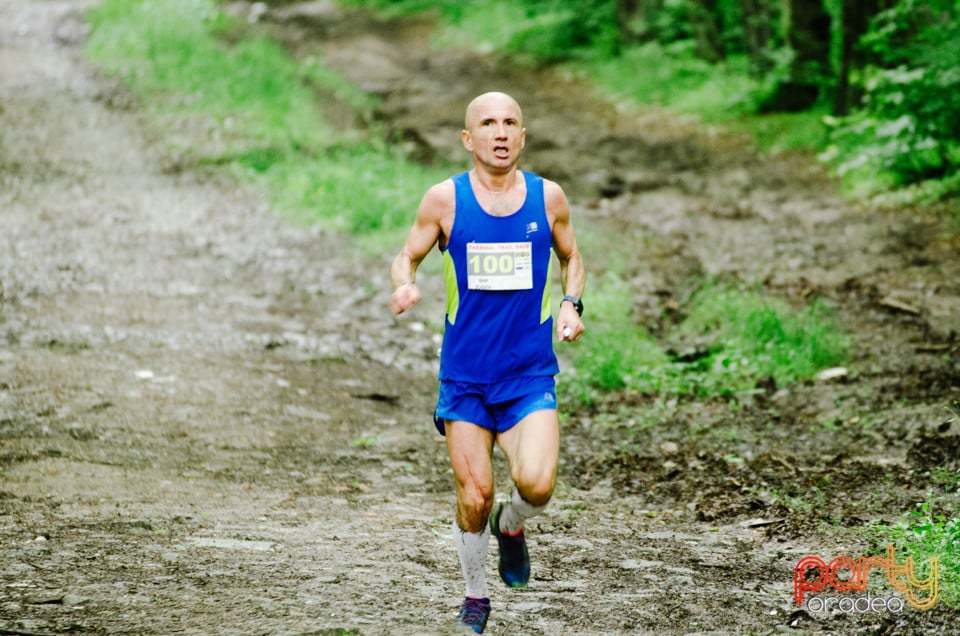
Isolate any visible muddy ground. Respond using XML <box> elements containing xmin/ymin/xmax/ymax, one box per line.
<box><xmin>1</xmin><ymin>1</ymin><xmax>959</xmax><ymax>634</ymax></box>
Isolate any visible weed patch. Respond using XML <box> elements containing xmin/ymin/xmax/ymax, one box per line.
<box><xmin>865</xmin><ymin>502</ymin><xmax>960</xmax><ymax>608</ymax></box>
<box><xmin>85</xmin><ymin>0</ymin><xmax>448</xmax><ymax>233</ymax></box>
<box><xmin>560</xmin><ymin>276</ymin><xmax>848</xmax><ymax>406</ymax></box>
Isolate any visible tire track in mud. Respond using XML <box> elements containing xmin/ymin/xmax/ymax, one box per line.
<box><xmin>1</xmin><ymin>1</ymin><xmax>957</xmax><ymax>635</ymax></box>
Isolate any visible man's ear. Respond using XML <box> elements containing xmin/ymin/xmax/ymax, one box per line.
<box><xmin>461</xmin><ymin>129</ymin><xmax>474</xmax><ymax>151</ymax></box>
<box><xmin>521</xmin><ymin>128</ymin><xmax>526</xmax><ymax>149</ymax></box>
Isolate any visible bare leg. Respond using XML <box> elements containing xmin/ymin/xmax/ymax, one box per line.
<box><xmin>488</xmin><ymin>409</ymin><xmax>559</xmax><ymax>588</ymax></box>
<box><xmin>445</xmin><ymin>420</ymin><xmax>496</xmax><ymax>532</ymax></box>
<box><xmin>496</xmin><ymin>408</ymin><xmax>559</xmax><ymax>512</ymax></box>
<box><xmin>445</xmin><ymin>420</ymin><xmax>496</xmax><ymax>603</ymax></box>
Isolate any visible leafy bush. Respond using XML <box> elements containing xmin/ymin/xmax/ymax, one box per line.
<box><xmin>346</xmin><ymin>0</ymin><xmax>622</xmax><ymax>60</ymax></box>
<box><xmin>821</xmin><ymin>0</ymin><xmax>960</xmax><ymax>199</ymax></box>
<box><xmin>507</xmin><ymin>0</ymin><xmax>622</xmax><ymax>61</ymax></box>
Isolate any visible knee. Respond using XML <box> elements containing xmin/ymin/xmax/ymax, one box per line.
<box><xmin>458</xmin><ymin>480</ymin><xmax>495</xmax><ymax>532</ymax></box>
<box><xmin>517</xmin><ymin>469</ymin><xmax>555</xmax><ymax>508</ymax></box>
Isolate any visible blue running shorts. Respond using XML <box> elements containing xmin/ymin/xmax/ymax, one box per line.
<box><xmin>433</xmin><ymin>375</ymin><xmax>557</xmax><ymax>436</ymax></box>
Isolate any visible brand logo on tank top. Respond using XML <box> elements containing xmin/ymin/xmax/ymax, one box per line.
<box><xmin>525</xmin><ymin>221</ymin><xmax>539</xmax><ymax>236</ymax></box>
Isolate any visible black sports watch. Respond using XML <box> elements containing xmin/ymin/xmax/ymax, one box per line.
<box><xmin>561</xmin><ymin>295</ymin><xmax>583</xmax><ymax>316</ymax></box>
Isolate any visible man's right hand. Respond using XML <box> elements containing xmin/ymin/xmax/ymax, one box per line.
<box><xmin>389</xmin><ymin>282</ymin><xmax>421</xmax><ymax>315</ymax></box>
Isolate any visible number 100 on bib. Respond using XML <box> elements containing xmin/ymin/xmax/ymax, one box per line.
<box><xmin>466</xmin><ymin>242</ymin><xmax>533</xmax><ymax>291</ymax></box>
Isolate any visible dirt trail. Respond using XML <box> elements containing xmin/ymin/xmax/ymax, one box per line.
<box><xmin>1</xmin><ymin>1</ymin><xmax>958</xmax><ymax>635</ymax></box>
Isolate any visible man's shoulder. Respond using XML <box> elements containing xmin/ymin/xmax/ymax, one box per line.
<box><xmin>423</xmin><ymin>176</ymin><xmax>458</xmax><ymax>204</ymax></box>
<box><xmin>433</xmin><ymin>172</ymin><xmax>469</xmax><ymax>193</ymax></box>
<box><xmin>539</xmin><ymin>176</ymin><xmax>568</xmax><ymax>207</ymax></box>
<box><xmin>520</xmin><ymin>170</ymin><xmax>561</xmax><ymax>192</ymax></box>
<box><xmin>417</xmin><ymin>176</ymin><xmax>459</xmax><ymax>228</ymax></box>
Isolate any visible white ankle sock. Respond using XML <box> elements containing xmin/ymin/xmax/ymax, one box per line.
<box><xmin>453</xmin><ymin>521</ymin><xmax>489</xmax><ymax>599</ymax></box>
<box><xmin>498</xmin><ymin>489</ymin><xmax>546</xmax><ymax>535</ymax></box>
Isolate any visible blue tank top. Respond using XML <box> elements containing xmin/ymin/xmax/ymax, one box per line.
<box><xmin>438</xmin><ymin>171</ymin><xmax>559</xmax><ymax>383</ymax></box>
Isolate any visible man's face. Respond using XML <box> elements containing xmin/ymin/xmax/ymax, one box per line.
<box><xmin>461</xmin><ymin>94</ymin><xmax>526</xmax><ymax>173</ymax></box>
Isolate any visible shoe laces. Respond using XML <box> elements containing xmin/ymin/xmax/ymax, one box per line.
<box><xmin>460</xmin><ymin>597</ymin><xmax>490</xmax><ymax>622</ymax></box>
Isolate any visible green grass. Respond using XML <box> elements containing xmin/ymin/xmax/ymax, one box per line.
<box><xmin>345</xmin><ymin>0</ymin><xmax>585</xmax><ymax>59</ymax></box>
<box><xmin>428</xmin><ymin>1</ymin><xmax>533</xmax><ymax>54</ymax></box>
<box><xmin>87</xmin><ymin>1</ymin><xmax>329</xmax><ymax>150</ymax></box>
<box><xmin>864</xmin><ymin>502</ymin><xmax>960</xmax><ymax>609</ymax></box>
<box><xmin>560</xmin><ymin>271</ymin><xmax>671</xmax><ymax>403</ymax></box>
<box><xmin>242</xmin><ymin>144</ymin><xmax>450</xmax><ymax>233</ymax></box>
<box><xmin>560</xmin><ymin>275</ymin><xmax>848</xmax><ymax>406</ymax></box>
<box><xmin>675</xmin><ymin>281</ymin><xmax>848</xmax><ymax>387</ymax></box>
<box><xmin>581</xmin><ymin>42</ymin><xmax>753</xmax><ymax>115</ymax></box>
<box><xmin>574</xmin><ymin>43</ymin><xmax>829</xmax><ymax>154</ymax></box>
<box><xmin>85</xmin><ymin>0</ymin><xmax>449</xmax><ymax>233</ymax></box>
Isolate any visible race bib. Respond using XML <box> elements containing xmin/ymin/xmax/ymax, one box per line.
<box><xmin>466</xmin><ymin>242</ymin><xmax>533</xmax><ymax>291</ymax></box>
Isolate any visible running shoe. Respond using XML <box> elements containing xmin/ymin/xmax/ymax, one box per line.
<box><xmin>490</xmin><ymin>501</ymin><xmax>530</xmax><ymax>588</ymax></box>
<box><xmin>454</xmin><ymin>596</ymin><xmax>490</xmax><ymax>634</ymax></box>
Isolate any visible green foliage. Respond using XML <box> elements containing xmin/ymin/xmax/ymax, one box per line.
<box><xmin>648</xmin><ymin>0</ymin><xmax>695</xmax><ymax>44</ymax></box>
<box><xmin>340</xmin><ymin>0</ymin><xmax>463</xmax><ymax>19</ymax></box>
<box><xmin>88</xmin><ymin>0</ymin><xmax>327</xmax><ymax>151</ymax></box>
<box><xmin>676</xmin><ymin>282</ymin><xmax>848</xmax><ymax>386</ymax></box>
<box><xmin>947</xmin><ymin>399</ymin><xmax>960</xmax><ymax>426</ymax></box>
<box><xmin>821</xmin><ymin>0</ymin><xmax>960</xmax><ymax>199</ymax></box>
<box><xmin>509</xmin><ymin>0</ymin><xmax>623</xmax><ymax>61</ymax></box>
<box><xmin>338</xmin><ymin>1</ymin><xmax>805</xmax><ymax>158</ymax></box>
<box><xmin>346</xmin><ymin>0</ymin><xmax>959</xmax><ymax>210</ymax></box>
<box><xmin>866</xmin><ymin>173</ymin><xmax>960</xmax><ymax>210</ymax></box>
<box><xmin>428</xmin><ymin>2</ymin><xmax>548</xmax><ymax>55</ymax></box>
<box><xmin>256</xmin><ymin>144</ymin><xmax>446</xmax><ymax>233</ymax></box>
<box><xmin>866</xmin><ymin>502</ymin><xmax>960</xmax><ymax>608</ymax></box>
<box><xmin>585</xmin><ymin>41</ymin><xmax>752</xmax><ymax>112</ymax></box>
<box><xmin>347</xmin><ymin>0</ymin><xmax>622</xmax><ymax>60</ymax></box>
<box><xmin>85</xmin><ymin>0</ymin><xmax>447</xmax><ymax>233</ymax></box>
<box><xmin>561</xmin><ymin>275</ymin><xmax>848</xmax><ymax>405</ymax></box>
<box><xmin>560</xmin><ymin>272</ymin><xmax>670</xmax><ymax>403</ymax></box>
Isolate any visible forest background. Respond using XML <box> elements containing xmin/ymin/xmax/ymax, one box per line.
<box><xmin>349</xmin><ymin>0</ymin><xmax>960</xmax><ymax>207</ymax></box>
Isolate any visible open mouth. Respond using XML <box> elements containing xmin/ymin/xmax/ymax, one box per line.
<box><xmin>493</xmin><ymin>145</ymin><xmax>510</xmax><ymax>158</ymax></box>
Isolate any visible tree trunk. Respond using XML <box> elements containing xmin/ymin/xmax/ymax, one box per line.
<box><xmin>688</xmin><ymin>0</ymin><xmax>726</xmax><ymax>62</ymax></box>
<box><xmin>834</xmin><ymin>0</ymin><xmax>890</xmax><ymax>115</ymax></box>
<box><xmin>740</xmin><ymin>0</ymin><xmax>776</xmax><ymax>76</ymax></box>
<box><xmin>617</xmin><ymin>0</ymin><xmax>639</xmax><ymax>39</ymax></box>
<box><xmin>618</xmin><ymin>0</ymin><xmax>664</xmax><ymax>43</ymax></box>
<box><xmin>762</xmin><ymin>0</ymin><xmax>832</xmax><ymax>112</ymax></box>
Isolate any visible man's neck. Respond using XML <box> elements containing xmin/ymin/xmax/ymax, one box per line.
<box><xmin>471</xmin><ymin>168</ymin><xmax>519</xmax><ymax>194</ymax></box>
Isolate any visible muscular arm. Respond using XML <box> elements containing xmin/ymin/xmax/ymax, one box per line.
<box><xmin>545</xmin><ymin>180</ymin><xmax>586</xmax><ymax>340</ymax></box>
<box><xmin>389</xmin><ymin>181</ymin><xmax>452</xmax><ymax>315</ymax></box>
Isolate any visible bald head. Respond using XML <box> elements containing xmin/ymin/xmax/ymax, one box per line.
<box><xmin>464</xmin><ymin>92</ymin><xmax>523</xmax><ymax>130</ymax></box>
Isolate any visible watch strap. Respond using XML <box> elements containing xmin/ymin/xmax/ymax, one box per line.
<box><xmin>561</xmin><ymin>295</ymin><xmax>583</xmax><ymax>316</ymax></box>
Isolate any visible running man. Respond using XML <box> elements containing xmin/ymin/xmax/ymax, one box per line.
<box><xmin>389</xmin><ymin>91</ymin><xmax>586</xmax><ymax>633</ymax></box>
